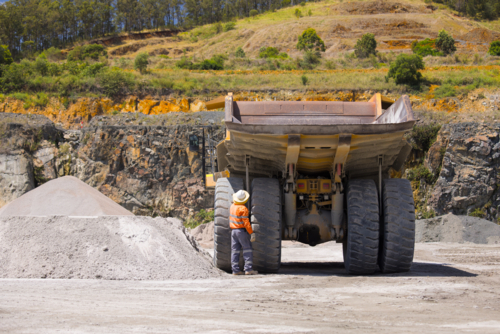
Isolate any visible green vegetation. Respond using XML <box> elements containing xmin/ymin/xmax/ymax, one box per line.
<box><xmin>184</xmin><ymin>209</ymin><xmax>214</xmax><ymax>229</ymax></box>
<box><xmin>296</xmin><ymin>28</ymin><xmax>326</xmax><ymax>52</ymax></box>
<box><xmin>176</xmin><ymin>54</ymin><xmax>226</xmax><ymax>70</ymax></box>
<box><xmin>406</xmin><ymin>164</ymin><xmax>436</xmax><ymax>184</ymax></box>
<box><xmin>134</xmin><ymin>52</ymin><xmax>149</xmax><ymax>74</ymax></box>
<box><xmin>386</xmin><ymin>54</ymin><xmax>425</xmax><ymax>86</ymax></box>
<box><xmin>301</xmin><ymin>74</ymin><xmax>308</xmax><ymax>85</ymax></box>
<box><xmin>469</xmin><ymin>208</ymin><xmax>486</xmax><ymax>218</ymax></box>
<box><xmin>250</xmin><ymin>9</ymin><xmax>259</xmax><ymax>18</ymax></box>
<box><xmin>0</xmin><ymin>45</ymin><xmax>13</xmax><ymax>66</ymax></box>
<box><xmin>411</xmin><ymin>39</ymin><xmax>443</xmax><ymax>57</ymax></box>
<box><xmin>408</xmin><ymin>124</ymin><xmax>442</xmax><ymax>153</ymax></box>
<box><xmin>429</xmin><ymin>0</ymin><xmax>500</xmax><ymax>20</ymax></box>
<box><xmin>259</xmin><ymin>47</ymin><xmax>288</xmax><ymax>59</ymax></box>
<box><xmin>294</xmin><ymin>8</ymin><xmax>303</xmax><ymax>18</ymax></box>
<box><xmin>435</xmin><ymin>30</ymin><xmax>456</xmax><ymax>56</ymax></box>
<box><xmin>354</xmin><ymin>33</ymin><xmax>377</xmax><ymax>59</ymax></box>
<box><xmin>235</xmin><ymin>47</ymin><xmax>246</xmax><ymax>58</ymax></box>
<box><xmin>489</xmin><ymin>41</ymin><xmax>500</xmax><ymax>56</ymax></box>
<box><xmin>67</xmin><ymin>44</ymin><xmax>107</xmax><ymax>62</ymax></box>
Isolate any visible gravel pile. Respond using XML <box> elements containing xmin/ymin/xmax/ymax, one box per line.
<box><xmin>190</xmin><ymin>221</ymin><xmax>214</xmax><ymax>248</ymax></box>
<box><xmin>416</xmin><ymin>214</ymin><xmax>500</xmax><ymax>244</ymax></box>
<box><xmin>0</xmin><ymin>216</ymin><xmax>222</xmax><ymax>279</ymax></box>
<box><xmin>0</xmin><ymin>176</ymin><xmax>133</xmax><ymax>217</ymax></box>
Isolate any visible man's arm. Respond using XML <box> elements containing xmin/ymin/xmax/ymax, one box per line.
<box><xmin>239</xmin><ymin>206</ymin><xmax>253</xmax><ymax>234</ymax></box>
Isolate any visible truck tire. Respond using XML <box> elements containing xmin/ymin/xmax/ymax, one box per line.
<box><xmin>250</xmin><ymin>178</ymin><xmax>282</xmax><ymax>273</ymax></box>
<box><xmin>379</xmin><ymin>179</ymin><xmax>415</xmax><ymax>273</ymax></box>
<box><xmin>343</xmin><ymin>179</ymin><xmax>380</xmax><ymax>275</ymax></box>
<box><xmin>213</xmin><ymin>177</ymin><xmax>244</xmax><ymax>272</ymax></box>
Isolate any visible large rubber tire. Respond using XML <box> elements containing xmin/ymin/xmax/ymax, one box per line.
<box><xmin>343</xmin><ymin>179</ymin><xmax>380</xmax><ymax>275</ymax></box>
<box><xmin>250</xmin><ymin>178</ymin><xmax>282</xmax><ymax>273</ymax></box>
<box><xmin>379</xmin><ymin>179</ymin><xmax>416</xmax><ymax>273</ymax></box>
<box><xmin>213</xmin><ymin>177</ymin><xmax>244</xmax><ymax>272</ymax></box>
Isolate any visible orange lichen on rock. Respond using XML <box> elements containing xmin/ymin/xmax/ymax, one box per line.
<box><xmin>138</xmin><ymin>99</ymin><xmax>160</xmax><ymax>114</ymax></box>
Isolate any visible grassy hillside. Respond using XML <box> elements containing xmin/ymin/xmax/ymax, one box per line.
<box><xmin>1</xmin><ymin>0</ymin><xmax>500</xmax><ymax>101</ymax></box>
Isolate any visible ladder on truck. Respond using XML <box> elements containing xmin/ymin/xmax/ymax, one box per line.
<box><xmin>201</xmin><ymin>126</ymin><xmax>220</xmax><ymax>188</ymax></box>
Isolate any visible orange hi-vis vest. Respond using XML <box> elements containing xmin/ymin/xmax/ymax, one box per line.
<box><xmin>229</xmin><ymin>204</ymin><xmax>253</xmax><ymax>234</ymax></box>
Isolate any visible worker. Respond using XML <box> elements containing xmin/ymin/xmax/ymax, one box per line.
<box><xmin>230</xmin><ymin>190</ymin><xmax>258</xmax><ymax>276</ymax></box>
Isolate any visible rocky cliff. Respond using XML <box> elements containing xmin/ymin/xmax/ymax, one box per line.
<box><xmin>422</xmin><ymin>123</ymin><xmax>500</xmax><ymax>221</ymax></box>
<box><xmin>0</xmin><ymin>112</ymin><xmax>224</xmax><ymax>219</ymax></box>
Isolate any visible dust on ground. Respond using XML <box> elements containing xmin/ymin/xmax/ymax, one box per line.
<box><xmin>1</xmin><ymin>242</ymin><xmax>499</xmax><ymax>333</ymax></box>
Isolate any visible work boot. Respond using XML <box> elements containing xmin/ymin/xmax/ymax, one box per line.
<box><xmin>245</xmin><ymin>270</ymin><xmax>258</xmax><ymax>275</ymax></box>
<box><xmin>232</xmin><ymin>271</ymin><xmax>244</xmax><ymax>276</ymax></box>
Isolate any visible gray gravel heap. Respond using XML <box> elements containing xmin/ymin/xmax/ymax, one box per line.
<box><xmin>416</xmin><ymin>213</ymin><xmax>500</xmax><ymax>244</ymax></box>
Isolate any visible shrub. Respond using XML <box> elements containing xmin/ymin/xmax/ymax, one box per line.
<box><xmin>184</xmin><ymin>209</ymin><xmax>214</xmax><ymax>229</ymax></box>
<box><xmin>301</xmin><ymin>75</ymin><xmax>308</xmax><ymax>85</ymax></box>
<box><xmin>297</xmin><ymin>28</ymin><xmax>326</xmax><ymax>52</ymax></box>
<box><xmin>0</xmin><ymin>63</ymin><xmax>27</xmax><ymax>92</ymax></box>
<box><xmin>406</xmin><ymin>164</ymin><xmax>436</xmax><ymax>184</ymax></box>
<box><xmin>302</xmin><ymin>50</ymin><xmax>321</xmax><ymax>67</ymax></box>
<box><xmin>411</xmin><ymin>38</ymin><xmax>442</xmax><ymax>57</ymax></box>
<box><xmin>235</xmin><ymin>47</ymin><xmax>246</xmax><ymax>58</ymax></box>
<box><xmin>282</xmin><ymin>0</ymin><xmax>291</xmax><ymax>6</ymax></box>
<box><xmin>407</xmin><ymin>124</ymin><xmax>441</xmax><ymax>152</ymax></box>
<box><xmin>134</xmin><ymin>52</ymin><xmax>149</xmax><ymax>74</ymax></box>
<box><xmin>34</xmin><ymin>92</ymin><xmax>49</xmax><ymax>107</ymax></box>
<box><xmin>386</xmin><ymin>54</ymin><xmax>425</xmax><ymax>86</ymax></box>
<box><xmin>325</xmin><ymin>60</ymin><xmax>336</xmax><ymax>69</ymax></box>
<box><xmin>81</xmin><ymin>63</ymin><xmax>106</xmax><ymax>77</ymax></box>
<box><xmin>435</xmin><ymin>30</ymin><xmax>456</xmax><ymax>56</ymax></box>
<box><xmin>300</xmin><ymin>1</ymin><xmax>306</xmax><ymax>6</ymax></box>
<box><xmin>488</xmin><ymin>41</ymin><xmax>500</xmax><ymax>56</ymax></box>
<box><xmin>354</xmin><ymin>33</ymin><xmax>377</xmax><ymax>59</ymax></box>
<box><xmin>67</xmin><ymin>44</ymin><xmax>107</xmax><ymax>62</ymax></box>
<box><xmin>176</xmin><ymin>56</ymin><xmax>193</xmax><ymax>69</ymax></box>
<box><xmin>433</xmin><ymin>83</ymin><xmax>457</xmax><ymax>98</ymax></box>
<box><xmin>97</xmin><ymin>68</ymin><xmax>134</xmax><ymax>98</ymax></box>
<box><xmin>44</xmin><ymin>47</ymin><xmax>65</xmax><ymax>62</ymax></box>
<box><xmin>308</xmin><ymin>9</ymin><xmax>312</xmax><ymax>16</ymax></box>
<box><xmin>223</xmin><ymin>22</ymin><xmax>236</xmax><ymax>32</ymax></box>
<box><xmin>469</xmin><ymin>208</ymin><xmax>485</xmax><ymax>218</ymax></box>
<box><xmin>294</xmin><ymin>8</ymin><xmax>302</xmax><ymax>18</ymax></box>
<box><xmin>214</xmin><ymin>22</ymin><xmax>223</xmax><ymax>34</ymax></box>
<box><xmin>34</xmin><ymin>55</ymin><xmax>49</xmax><ymax>76</ymax></box>
<box><xmin>259</xmin><ymin>47</ymin><xmax>288</xmax><ymax>59</ymax></box>
<box><xmin>250</xmin><ymin>9</ymin><xmax>259</xmax><ymax>18</ymax></box>
<box><xmin>0</xmin><ymin>45</ymin><xmax>14</xmax><ymax>66</ymax></box>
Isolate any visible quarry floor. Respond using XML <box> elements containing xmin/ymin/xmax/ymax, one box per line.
<box><xmin>1</xmin><ymin>242</ymin><xmax>500</xmax><ymax>333</ymax></box>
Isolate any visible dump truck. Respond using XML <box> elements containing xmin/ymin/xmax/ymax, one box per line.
<box><xmin>210</xmin><ymin>93</ymin><xmax>415</xmax><ymax>275</ymax></box>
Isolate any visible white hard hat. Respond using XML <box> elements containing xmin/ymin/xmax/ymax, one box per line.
<box><xmin>233</xmin><ymin>190</ymin><xmax>250</xmax><ymax>204</ymax></box>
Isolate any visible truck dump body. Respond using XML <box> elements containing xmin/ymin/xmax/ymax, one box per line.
<box><xmin>220</xmin><ymin>94</ymin><xmax>415</xmax><ymax>178</ymax></box>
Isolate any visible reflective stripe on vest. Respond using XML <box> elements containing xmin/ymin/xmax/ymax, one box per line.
<box><xmin>230</xmin><ymin>205</ymin><xmax>249</xmax><ymax>229</ymax></box>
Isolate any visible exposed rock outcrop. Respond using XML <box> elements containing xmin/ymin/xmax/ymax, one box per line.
<box><xmin>426</xmin><ymin>123</ymin><xmax>500</xmax><ymax>221</ymax></box>
<box><xmin>0</xmin><ymin>113</ymin><xmax>224</xmax><ymax>219</ymax></box>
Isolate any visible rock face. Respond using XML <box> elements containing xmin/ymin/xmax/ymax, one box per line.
<box><xmin>427</xmin><ymin>123</ymin><xmax>500</xmax><ymax>220</ymax></box>
<box><xmin>0</xmin><ymin>113</ymin><xmax>224</xmax><ymax>219</ymax></box>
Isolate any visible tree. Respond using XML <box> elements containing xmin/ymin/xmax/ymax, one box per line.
<box><xmin>235</xmin><ymin>47</ymin><xmax>246</xmax><ymax>58</ymax></box>
<box><xmin>354</xmin><ymin>33</ymin><xmax>377</xmax><ymax>59</ymax></box>
<box><xmin>0</xmin><ymin>45</ymin><xmax>13</xmax><ymax>66</ymax></box>
<box><xmin>386</xmin><ymin>54</ymin><xmax>425</xmax><ymax>86</ymax></box>
<box><xmin>134</xmin><ymin>52</ymin><xmax>149</xmax><ymax>74</ymax></box>
<box><xmin>435</xmin><ymin>30</ymin><xmax>456</xmax><ymax>55</ymax></box>
<box><xmin>488</xmin><ymin>41</ymin><xmax>500</xmax><ymax>56</ymax></box>
<box><xmin>294</xmin><ymin>9</ymin><xmax>302</xmax><ymax>18</ymax></box>
<box><xmin>296</xmin><ymin>28</ymin><xmax>326</xmax><ymax>52</ymax></box>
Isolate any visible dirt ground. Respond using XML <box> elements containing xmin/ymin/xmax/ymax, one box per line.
<box><xmin>1</xmin><ymin>241</ymin><xmax>499</xmax><ymax>333</ymax></box>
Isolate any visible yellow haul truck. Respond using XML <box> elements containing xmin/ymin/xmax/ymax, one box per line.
<box><xmin>211</xmin><ymin>93</ymin><xmax>415</xmax><ymax>275</ymax></box>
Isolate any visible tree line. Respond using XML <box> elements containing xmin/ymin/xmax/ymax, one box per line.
<box><xmin>0</xmin><ymin>0</ymin><xmax>305</xmax><ymax>59</ymax></box>
<box><xmin>433</xmin><ymin>0</ymin><xmax>500</xmax><ymax>20</ymax></box>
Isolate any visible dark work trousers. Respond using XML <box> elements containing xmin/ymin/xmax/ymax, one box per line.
<box><xmin>231</xmin><ymin>228</ymin><xmax>253</xmax><ymax>273</ymax></box>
